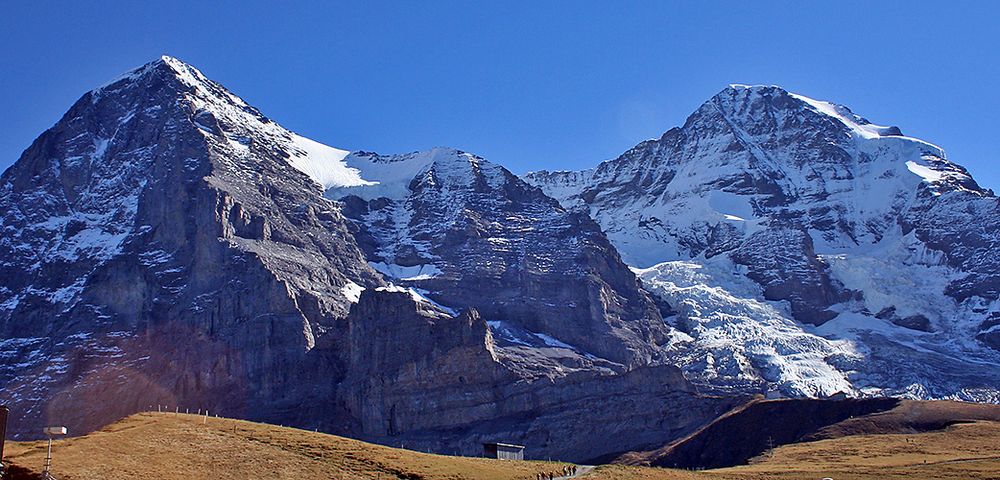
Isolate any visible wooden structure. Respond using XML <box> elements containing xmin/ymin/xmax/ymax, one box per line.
<box><xmin>483</xmin><ymin>442</ymin><xmax>525</xmax><ymax>460</ymax></box>
<box><xmin>0</xmin><ymin>405</ymin><xmax>7</xmax><ymax>477</ymax></box>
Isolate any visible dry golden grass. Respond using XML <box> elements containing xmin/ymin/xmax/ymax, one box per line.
<box><xmin>6</xmin><ymin>414</ymin><xmax>1000</xmax><ymax>480</ymax></box>
<box><xmin>3</xmin><ymin>413</ymin><xmax>568</xmax><ymax>480</ymax></box>
<box><xmin>589</xmin><ymin>421</ymin><xmax>1000</xmax><ymax>480</ymax></box>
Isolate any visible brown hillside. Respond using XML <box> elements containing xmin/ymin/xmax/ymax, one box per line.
<box><xmin>2</xmin><ymin>413</ymin><xmax>568</xmax><ymax>480</ymax></box>
<box><xmin>4</xmin><ymin>408</ymin><xmax>1000</xmax><ymax>479</ymax></box>
<box><xmin>808</xmin><ymin>399</ymin><xmax>1000</xmax><ymax>439</ymax></box>
<box><xmin>591</xmin><ymin>420</ymin><xmax>1000</xmax><ymax>479</ymax></box>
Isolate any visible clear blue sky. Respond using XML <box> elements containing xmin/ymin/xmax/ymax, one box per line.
<box><xmin>2</xmin><ymin>1</ymin><xmax>999</xmax><ymax>189</ymax></box>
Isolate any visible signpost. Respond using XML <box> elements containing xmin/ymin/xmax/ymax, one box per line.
<box><xmin>41</xmin><ymin>426</ymin><xmax>67</xmax><ymax>480</ymax></box>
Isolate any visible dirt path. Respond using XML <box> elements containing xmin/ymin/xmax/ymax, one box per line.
<box><xmin>553</xmin><ymin>465</ymin><xmax>595</xmax><ymax>479</ymax></box>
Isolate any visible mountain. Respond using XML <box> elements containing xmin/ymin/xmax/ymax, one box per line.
<box><xmin>0</xmin><ymin>55</ymin><xmax>384</xmax><ymax>437</ymax></box>
<box><xmin>526</xmin><ymin>85</ymin><xmax>1000</xmax><ymax>400</ymax></box>
<box><xmin>329</xmin><ymin>147</ymin><xmax>669</xmax><ymax>368</ymax></box>
<box><xmin>0</xmin><ymin>57</ymin><xmax>730</xmax><ymax>461</ymax></box>
<box><xmin>4</xmin><ymin>57</ymin><xmax>999</xmax><ymax>460</ymax></box>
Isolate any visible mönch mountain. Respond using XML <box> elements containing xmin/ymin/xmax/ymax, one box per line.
<box><xmin>527</xmin><ymin>85</ymin><xmax>1000</xmax><ymax>400</ymax></box>
<box><xmin>1</xmin><ymin>58</ymin><xmax>998</xmax><ymax>460</ymax></box>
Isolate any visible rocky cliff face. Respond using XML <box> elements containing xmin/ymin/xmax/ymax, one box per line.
<box><xmin>338</xmin><ymin>287</ymin><xmax>733</xmax><ymax>462</ymax></box>
<box><xmin>0</xmin><ymin>56</ymin><xmax>388</xmax><ymax>438</ymax></box>
<box><xmin>330</xmin><ymin>148</ymin><xmax>669</xmax><ymax>368</ymax></box>
<box><xmin>527</xmin><ymin>85</ymin><xmax>1000</xmax><ymax>400</ymax></box>
<box><xmin>0</xmin><ymin>57</ymin><xmax>729</xmax><ymax>461</ymax></box>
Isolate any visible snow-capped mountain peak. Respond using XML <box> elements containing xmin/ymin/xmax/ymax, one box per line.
<box><xmin>527</xmin><ymin>84</ymin><xmax>1000</xmax><ymax>400</ymax></box>
<box><xmin>88</xmin><ymin>56</ymin><xmax>369</xmax><ymax>193</ymax></box>
<box><xmin>723</xmin><ymin>84</ymin><xmax>890</xmax><ymax>135</ymax></box>
<box><xmin>91</xmin><ymin>55</ymin><xmax>238</xmax><ymax>106</ymax></box>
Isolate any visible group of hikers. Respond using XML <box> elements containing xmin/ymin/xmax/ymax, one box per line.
<box><xmin>536</xmin><ymin>465</ymin><xmax>577</xmax><ymax>479</ymax></box>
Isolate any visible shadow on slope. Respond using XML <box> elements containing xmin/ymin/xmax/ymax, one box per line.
<box><xmin>616</xmin><ymin>397</ymin><xmax>1000</xmax><ymax>470</ymax></box>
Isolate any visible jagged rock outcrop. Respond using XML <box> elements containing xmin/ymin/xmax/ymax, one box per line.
<box><xmin>730</xmin><ymin>225</ymin><xmax>849</xmax><ymax>325</ymax></box>
<box><xmin>341</xmin><ymin>287</ymin><xmax>511</xmax><ymax>437</ymax></box>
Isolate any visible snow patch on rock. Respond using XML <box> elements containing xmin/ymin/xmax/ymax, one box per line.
<box><xmin>284</xmin><ymin>134</ymin><xmax>371</xmax><ymax>190</ymax></box>
<box><xmin>341</xmin><ymin>281</ymin><xmax>365</xmax><ymax>304</ymax></box>
<box><xmin>369</xmin><ymin>262</ymin><xmax>442</xmax><ymax>281</ymax></box>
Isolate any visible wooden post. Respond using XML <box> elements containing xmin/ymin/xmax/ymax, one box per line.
<box><xmin>42</xmin><ymin>437</ymin><xmax>53</xmax><ymax>479</ymax></box>
<box><xmin>0</xmin><ymin>406</ymin><xmax>8</xmax><ymax>470</ymax></box>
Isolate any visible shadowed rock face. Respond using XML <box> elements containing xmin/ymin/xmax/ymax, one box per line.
<box><xmin>341</xmin><ymin>288</ymin><xmax>512</xmax><ymax>438</ymax></box>
<box><xmin>338</xmin><ymin>288</ymin><xmax>735</xmax><ymax>462</ymax></box>
<box><xmin>730</xmin><ymin>225</ymin><xmax>849</xmax><ymax>325</ymax></box>
<box><xmin>0</xmin><ymin>57</ymin><xmax>729</xmax><ymax>461</ymax></box>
